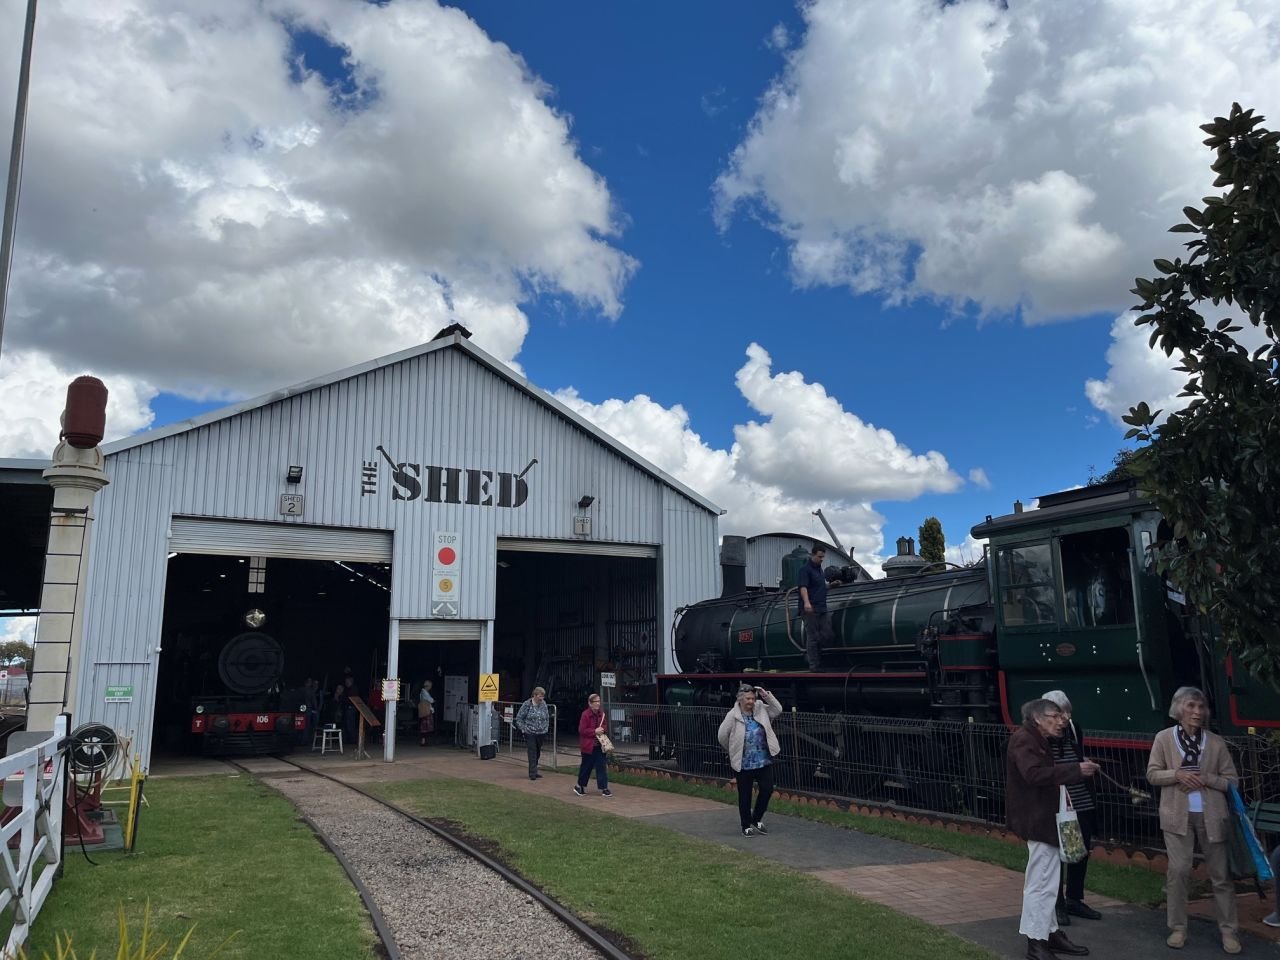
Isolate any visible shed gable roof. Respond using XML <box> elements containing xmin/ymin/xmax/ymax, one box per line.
<box><xmin>101</xmin><ymin>332</ymin><xmax>721</xmax><ymax>515</ymax></box>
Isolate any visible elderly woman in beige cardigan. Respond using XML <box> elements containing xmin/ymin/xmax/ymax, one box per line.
<box><xmin>1146</xmin><ymin>686</ymin><xmax>1240</xmax><ymax>954</ymax></box>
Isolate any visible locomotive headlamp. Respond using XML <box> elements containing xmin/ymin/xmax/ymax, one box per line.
<box><xmin>243</xmin><ymin>608</ymin><xmax>267</xmax><ymax>628</ymax></box>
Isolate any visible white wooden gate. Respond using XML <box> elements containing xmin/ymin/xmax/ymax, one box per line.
<box><xmin>0</xmin><ymin>715</ymin><xmax>69</xmax><ymax>958</ymax></box>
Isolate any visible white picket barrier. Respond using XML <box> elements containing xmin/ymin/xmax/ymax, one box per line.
<box><xmin>0</xmin><ymin>715</ymin><xmax>69</xmax><ymax>958</ymax></box>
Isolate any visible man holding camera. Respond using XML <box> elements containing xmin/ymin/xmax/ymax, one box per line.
<box><xmin>718</xmin><ymin>684</ymin><xmax>783</xmax><ymax>837</ymax></box>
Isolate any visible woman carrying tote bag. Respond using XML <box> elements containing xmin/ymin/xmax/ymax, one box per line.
<box><xmin>417</xmin><ymin>679</ymin><xmax>435</xmax><ymax>746</ymax></box>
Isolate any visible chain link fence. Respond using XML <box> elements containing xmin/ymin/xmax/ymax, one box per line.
<box><xmin>589</xmin><ymin>701</ymin><xmax>1280</xmax><ymax>849</ymax></box>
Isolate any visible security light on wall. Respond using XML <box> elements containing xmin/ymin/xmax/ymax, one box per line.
<box><xmin>577</xmin><ymin>495</ymin><xmax>595</xmax><ymax>509</ymax></box>
<box><xmin>286</xmin><ymin>465</ymin><xmax>304</xmax><ymax>484</ymax></box>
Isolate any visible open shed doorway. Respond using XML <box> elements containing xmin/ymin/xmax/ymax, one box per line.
<box><xmin>492</xmin><ymin>548</ymin><xmax>658</xmax><ymax>727</ymax></box>
<box><xmin>153</xmin><ymin>553</ymin><xmax>390</xmax><ymax>756</ymax></box>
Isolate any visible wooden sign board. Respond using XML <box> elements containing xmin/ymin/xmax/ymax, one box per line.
<box><xmin>347</xmin><ymin>695</ymin><xmax>381</xmax><ymax>728</ymax></box>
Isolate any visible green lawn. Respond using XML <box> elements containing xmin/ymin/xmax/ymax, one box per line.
<box><xmin>26</xmin><ymin>776</ymin><xmax>376</xmax><ymax>960</ymax></box>
<box><xmin>601</xmin><ymin>768</ymin><xmax>1167</xmax><ymax>906</ymax></box>
<box><xmin>371</xmin><ymin>777</ymin><xmax>996</xmax><ymax>960</ymax></box>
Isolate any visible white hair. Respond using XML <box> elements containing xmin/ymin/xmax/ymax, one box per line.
<box><xmin>1168</xmin><ymin>686</ymin><xmax>1210</xmax><ymax>721</ymax></box>
<box><xmin>1041</xmin><ymin>690</ymin><xmax>1072</xmax><ymax>713</ymax></box>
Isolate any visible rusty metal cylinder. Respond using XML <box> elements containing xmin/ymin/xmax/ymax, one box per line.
<box><xmin>62</xmin><ymin>376</ymin><xmax>108</xmax><ymax>448</ymax></box>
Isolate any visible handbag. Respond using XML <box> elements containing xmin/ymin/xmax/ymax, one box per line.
<box><xmin>1057</xmin><ymin>786</ymin><xmax>1088</xmax><ymax>863</ymax></box>
<box><xmin>417</xmin><ymin>701</ymin><xmax>432</xmax><ymax>719</ymax></box>
<box><xmin>596</xmin><ymin>732</ymin><xmax>615</xmax><ymax>754</ymax></box>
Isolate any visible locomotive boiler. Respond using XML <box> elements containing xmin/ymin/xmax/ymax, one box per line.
<box><xmin>664</xmin><ymin>559</ymin><xmax>994</xmax><ymax>718</ymax></box>
<box><xmin>189</xmin><ymin>631</ymin><xmax>308</xmax><ymax>755</ymax></box>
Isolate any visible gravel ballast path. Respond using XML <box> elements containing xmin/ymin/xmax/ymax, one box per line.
<box><xmin>264</xmin><ymin>773</ymin><xmax>605</xmax><ymax>960</ymax></box>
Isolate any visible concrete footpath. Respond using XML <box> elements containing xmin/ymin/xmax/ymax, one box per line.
<box><xmin>181</xmin><ymin>745</ymin><xmax>1279</xmax><ymax>960</ymax></box>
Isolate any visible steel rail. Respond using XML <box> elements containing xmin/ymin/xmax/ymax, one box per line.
<box><xmin>224</xmin><ymin>758</ymin><xmax>402</xmax><ymax>960</ymax></box>
<box><xmin>235</xmin><ymin>755</ymin><xmax>634</xmax><ymax>960</ymax></box>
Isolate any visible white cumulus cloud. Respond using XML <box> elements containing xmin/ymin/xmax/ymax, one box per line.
<box><xmin>716</xmin><ymin>0</ymin><xmax>1280</xmax><ymax>321</ymax></box>
<box><xmin>968</xmin><ymin>467</ymin><xmax>991</xmax><ymax>490</ymax></box>
<box><xmin>0</xmin><ymin>0</ymin><xmax>633</xmax><ymax>400</ymax></box>
<box><xmin>1086</xmin><ymin>310</ymin><xmax>1272</xmax><ymax>426</ymax></box>
<box><xmin>0</xmin><ymin>350</ymin><xmax>157</xmax><ymax>459</ymax></box>
<box><xmin>556</xmin><ymin>343</ymin><xmax>963</xmax><ymax>569</ymax></box>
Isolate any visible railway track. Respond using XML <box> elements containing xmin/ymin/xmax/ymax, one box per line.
<box><xmin>226</xmin><ymin>755</ymin><xmax>632</xmax><ymax>960</ymax></box>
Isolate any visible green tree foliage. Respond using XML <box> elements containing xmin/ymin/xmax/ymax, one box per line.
<box><xmin>1122</xmin><ymin>103</ymin><xmax>1280</xmax><ymax>683</ymax></box>
<box><xmin>918</xmin><ymin>517</ymin><xmax>945</xmax><ymax>566</ymax></box>
<box><xmin>1087</xmin><ymin>448</ymin><xmax>1142</xmax><ymax>486</ymax></box>
<box><xmin>0</xmin><ymin>639</ymin><xmax>33</xmax><ymax>666</ymax></box>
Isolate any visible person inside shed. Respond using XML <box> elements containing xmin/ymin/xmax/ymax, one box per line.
<box><xmin>1146</xmin><ymin>686</ymin><xmax>1240</xmax><ymax>954</ymax></box>
<box><xmin>1041</xmin><ymin>690</ymin><xmax>1102</xmax><ymax>926</ymax></box>
<box><xmin>340</xmin><ymin>667</ymin><xmax>359</xmax><ymax>742</ymax></box>
<box><xmin>417</xmin><ymin>679</ymin><xmax>435</xmax><ymax>746</ymax></box>
<box><xmin>1007</xmin><ymin>697</ymin><xmax>1098</xmax><ymax>960</ymax></box>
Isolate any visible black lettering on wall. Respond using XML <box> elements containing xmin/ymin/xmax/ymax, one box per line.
<box><xmin>391</xmin><ymin>462</ymin><xmax>421</xmax><ymax>501</ymax></box>
<box><xmin>363</xmin><ymin>447</ymin><xmax>536</xmax><ymax>508</ymax></box>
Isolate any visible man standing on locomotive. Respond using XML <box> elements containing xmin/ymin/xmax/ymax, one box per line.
<box><xmin>798</xmin><ymin>544</ymin><xmax>831</xmax><ymax>671</ymax></box>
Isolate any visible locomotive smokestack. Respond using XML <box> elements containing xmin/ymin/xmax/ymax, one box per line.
<box><xmin>720</xmin><ymin>535</ymin><xmax>747</xmax><ymax>597</ymax></box>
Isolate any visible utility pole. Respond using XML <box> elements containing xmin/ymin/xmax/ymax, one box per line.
<box><xmin>0</xmin><ymin>0</ymin><xmax>40</xmax><ymax>364</ymax></box>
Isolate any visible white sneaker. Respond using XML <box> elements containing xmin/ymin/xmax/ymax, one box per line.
<box><xmin>1264</xmin><ymin>912</ymin><xmax>1280</xmax><ymax>928</ymax></box>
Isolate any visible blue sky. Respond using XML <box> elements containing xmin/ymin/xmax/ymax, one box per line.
<box><xmin>3</xmin><ymin>0</ymin><xmax>1276</xmax><ymax>577</ymax></box>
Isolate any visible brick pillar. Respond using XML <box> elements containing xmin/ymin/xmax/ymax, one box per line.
<box><xmin>26</xmin><ymin>441</ymin><xmax>109</xmax><ymax>734</ymax></box>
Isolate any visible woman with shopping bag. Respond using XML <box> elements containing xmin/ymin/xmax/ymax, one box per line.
<box><xmin>1006</xmin><ymin>698</ymin><xmax>1099</xmax><ymax>960</ymax></box>
<box><xmin>417</xmin><ymin>679</ymin><xmax>435</xmax><ymax>746</ymax></box>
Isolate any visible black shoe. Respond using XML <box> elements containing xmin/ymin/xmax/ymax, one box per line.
<box><xmin>1047</xmin><ymin>930</ymin><xmax>1090</xmax><ymax>956</ymax></box>
<box><xmin>742</xmin><ymin>826</ymin><xmax>757</xmax><ymax>837</ymax></box>
<box><xmin>1064</xmin><ymin>899</ymin><xmax>1101</xmax><ymax>920</ymax></box>
<box><xmin>1026</xmin><ymin>939</ymin><xmax>1056</xmax><ymax>960</ymax></box>
<box><xmin>529</xmin><ymin>775</ymin><xmax>538</xmax><ymax>780</ymax></box>
<box><xmin>754</xmin><ymin>820</ymin><xmax>768</xmax><ymax>835</ymax></box>
<box><xmin>1056</xmin><ymin>906</ymin><xmax>1071</xmax><ymax>927</ymax></box>
<box><xmin>534</xmin><ymin>773</ymin><xmax>543</xmax><ymax>779</ymax></box>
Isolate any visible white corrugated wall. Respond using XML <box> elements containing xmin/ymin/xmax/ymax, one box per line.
<box><xmin>77</xmin><ymin>450</ymin><xmax>174</xmax><ymax>760</ymax></box>
<box><xmin>744</xmin><ymin>534</ymin><xmax>851</xmax><ymax>588</ymax></box>
<box><xmin>660</xmin><ymin>486</ymin><xmax>720</xmax><ymax>674</ymax></box>
<box><xmin>74</xmin><ymin>344</ymin><xmax>719</xmax><ymax>764</ymax></box>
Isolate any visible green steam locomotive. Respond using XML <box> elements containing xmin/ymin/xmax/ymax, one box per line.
<box><xmin>659</xmin><ymin>479</ymin><xmax>1279</xmax><ymax>739</ymax></box>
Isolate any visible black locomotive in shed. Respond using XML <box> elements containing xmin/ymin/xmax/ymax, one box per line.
<box><xmin>189</xmin><ymin>630</ymin><xmax>308</xmax><ymax>755</ymax></box>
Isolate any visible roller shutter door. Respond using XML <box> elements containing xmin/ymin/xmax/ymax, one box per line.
<box><xmin>169</xmin><ymin>516</ymin><xmax>392</xmax><ymax>563</ymax></box>
<box><xmin>399</xmin><ymin>620</ymin><xmax>483</xmax><ymax>642</ymax></box>
<box><xmin>497</xmin><ymin>537</ymin><xmax>657</xmax><ymax>559</ymax></box>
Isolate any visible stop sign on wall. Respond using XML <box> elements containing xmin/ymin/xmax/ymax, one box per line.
<box><xmin>431</xmin><ymin>531</ymin><xmax>460</xmax><ymax>617</ymax></box>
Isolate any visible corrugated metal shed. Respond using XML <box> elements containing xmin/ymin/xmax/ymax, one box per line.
<box><xmin>75</xmin><ymin>331</ymin><xmax>721</xmax><ymax>765</ymax></box>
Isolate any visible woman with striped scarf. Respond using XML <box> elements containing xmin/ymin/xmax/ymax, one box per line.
<box><xmin>1146</xmin><ymin>686</ymin><xmax>1240</xmax><ymax>954</ymax></box>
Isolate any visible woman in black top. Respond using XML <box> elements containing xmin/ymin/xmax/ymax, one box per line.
<box><xmin>1042</xmin><ymin>690</ymin><xmax>1102</xmax><ymax>925</ymax></box>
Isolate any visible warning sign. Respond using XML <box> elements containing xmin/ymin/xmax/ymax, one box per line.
<box><xmin>431</xmin><ymin>531</ymin><xmax>460</xmax><ymax>618</ymax></box>
<box><xmin>478</xmin><ymin>673</ymin><xmax>499</xmax><ymax>702</ymax></box>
